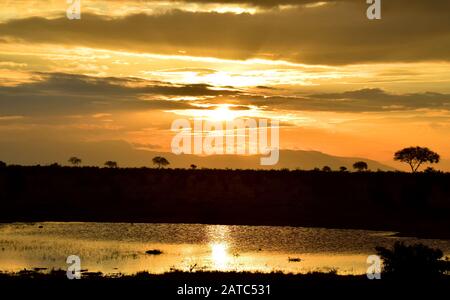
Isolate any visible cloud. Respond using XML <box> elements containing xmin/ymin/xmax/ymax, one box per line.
<box><xmin>92</xmin><ymin>113</ymin><xmax>112</xmax><ymax>118</ymax></box>
<box><xmin>223</xmin><ymin>88</ymin><xmax>450</xmax><ymax>112</ymax></box>
<box><xmin>188</xmin><ymin>0</ymin><xmax>327</xmax><ymax>7</ymax></box>
<box><xmin>0</xmin><ymin>115</ymin><xmax>24</xmax><ymax>121</ymax></box>
<box><xmin>83</xmin><ymin>0</ymin><xmax>344</xmax><ymax>9</ymax></box>
<box><xmin>0</xmin><ymin>61</ymin><xmax>28</xmax><ymax>68</ymax></box>
<box><xmin>157</xmin><ymin>68</ymin><xmax>217</xmax><ymax>76</ymax></box>
<box><xmin>1</xmin><ymin>1</ymin><xmax>449</xmax><ymax>65</ymax></box>
<box><xmin>311</xmin><ymin>89</ymin><xmax>450</xmax><ymax>111</ymax></box>
<box><xmin>1</xmin><ymin>72</ymin><xmax>450</xmax><ymax>118</ymax></box>
<box><xmin>96</xmin><ymin>1</ymin><xmax>398</xmax><ymax>10</ymax></box>
<box><xmin>0</xmin><ymin>72</ymin><xmax>239</xmax><ymax>116</ymax></box>
<box><xmin>131</xmin><ymin>142</ymin><xmax>162</xmax><ymax>150</ymax></box>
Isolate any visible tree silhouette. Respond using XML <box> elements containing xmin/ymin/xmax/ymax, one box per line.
<box><xmin>190</xmin><ymin>164</ymin><xmax>197</xmax><ymax>170</ymax></box>
<box><xmin>353</xmin><ymin>161</ymin><xmax>368</xmax><ymax>172</ymax></box>
<box><xmin>104</xmin><ymin>161</ymin><xmax>118</xmax><ymax>168</ymax></box>
<box><xmin>339</xmin><ymin>166</ymin><xmax>347</xmax><ymax>172</ymax></box>
<box><xmin>424</xmin><ymin>167</ymin><xmax>440</xmax><ymax>174</ymax></box>
<box><xmin>0</xmin><ymin>161</ymin><xmax>6</xmax><ymax>168</ymax></box>
<box><xmin>394</xmin><ymin>146</ymin><xmax>440</xmax><ymax>172</ymax></box>
<box><xmin>322</xmin><ymin>166</ymin><xmax>332</xmax><ymax>172</ymax></box>
<box><xmin>152</xmin><ymin>156</ymin><xmax>170</xmax><ymax>169</ymax></box>
<box><xmin>68</xmin><ymin>156</ymin><xmax>82</xmax><ymax>166</ymax></box>
<box><xmin>376</xmin><ymin>242</ymin><xmax>450</xmax><ymax>279</ymax></box>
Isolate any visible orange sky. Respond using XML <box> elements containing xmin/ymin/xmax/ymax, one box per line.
<box><xmin>0</xmin><ymin>0</ymin><xmax>449</xmax><ymax>170</ymax></box>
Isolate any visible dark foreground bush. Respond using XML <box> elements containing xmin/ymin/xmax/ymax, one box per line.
<box><xmin>376</xmin><ymin>242</ymin><xmax>450</xmax><ymax>278</ymax></box>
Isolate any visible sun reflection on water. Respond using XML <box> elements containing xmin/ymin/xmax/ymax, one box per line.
<box><xmin>210</xmin><ymin>243</ymin><xmax>229</xmax><ymax>269</ymax></box>
<box><xmin>207</xmin><ymin>225</ymin><xmax>232</xmax><ymax>270</ymax></box>
<box><xmin>2</xmin><ymin>223</ymin><xmax>449</xmax><ymax>275</ymax></box>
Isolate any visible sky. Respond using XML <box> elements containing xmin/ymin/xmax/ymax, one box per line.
<box><xmin>0</xmin><ymin>0</ymin><xmax>449</xmax><ymax>170</ymax></box>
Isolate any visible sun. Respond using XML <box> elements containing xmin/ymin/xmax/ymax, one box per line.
<box><xmin>169</xmin><ymin>103</ymin><xmax>261</xmax><ymax>121</ymax></box>
<box><xmin>210</xmin><ymin>105</ymin><xmax>236</xmax><ymax>121</ymax></box>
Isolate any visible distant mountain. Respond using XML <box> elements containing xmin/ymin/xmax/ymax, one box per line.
<box><xmin>0</xmin><ymin>139</ymin><xmax>395</xmax><ymax>171</ymax></box>
<box><xmin>162</xmin><ymin>149</ymin><xmax>395</xmax><ymax>171</ymax></box>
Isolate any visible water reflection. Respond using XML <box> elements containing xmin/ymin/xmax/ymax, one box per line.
<box><xmin>206</xmin><ymin>225</ymin><xmax>231</xmax><ymax>270</ymax></box>
<box><xmin>206</xmin><ymin>225</ymin><xmax>230</xmax><ymax>244</ymax></box>
<box><xmin>0</xmin><ymin>222</ymin><xmax>449</xmax><ymax>275</ymax></box>
<box><xmin>210</xmin><ymin>243</ymin><xmax>229</xmax><ymax>270</ymax></box>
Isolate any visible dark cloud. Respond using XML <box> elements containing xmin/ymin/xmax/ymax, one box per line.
<box><xmin>226</xmin><ymin>88</ymin><xmax>450</xmax><ymax>112</ymax></box>
<box><xmin>104</xmin><ymin>0</ymin><xmax>427</xmax><ymax>10</ymax></box>
<box><xmin>101</xmin><ymin>0</ymin><xmax>345</xmax><ymax>9</ymax></box>
<box><xmin>1</xmin><ymin>0</ymin><xmax>449</xmax><ymax>64</ymax></box>
<box><xmin>1</xmin><ymin>73</ymin><xmax>449</xmax><ymax>116</ymax></box>
<box><xmin>0</xmin><ymin>72</ymin><xmax>239</xmax><ymax>115</ymax></box>
<box><xmin>308</xmin><ymin>89</ymin><xmax>450</xmax><ymax>112</ymax></box>
<box><xmin>183</xmin><ymin>0</ymin><xmax>317</xmax><ymax>7</ymax></box>
<box><xmin>255</xmin><ymin>85</ymin><xmax>278</xmax><ymax>90</ymax></box>
<box><xmin>6</xmin><ymin>72</ymin><xmax>238</xmax><ymax>96</ymax></box>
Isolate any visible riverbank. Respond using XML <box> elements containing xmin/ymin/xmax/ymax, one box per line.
<box><xmin>1</xmin><ymin>166</ymin><xmax>449</xmax><ymax>239</ymax></box>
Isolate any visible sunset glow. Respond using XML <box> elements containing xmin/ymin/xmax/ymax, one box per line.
<box><xmin>0</xmin><ymin>0</ymin><xmax>449</xmax><ymax>170</ymax></box>
<box><xmin>1</xmin><ymin>1</ymin><xmax>450</xmax><ymax>294</ymax></box>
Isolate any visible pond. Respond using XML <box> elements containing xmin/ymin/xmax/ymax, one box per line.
<box><xmin>0</xmin><ymin>222</ymin><xmax>449</xmax><ymax>275</ymax></box>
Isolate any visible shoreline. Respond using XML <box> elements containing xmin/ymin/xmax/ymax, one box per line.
<box><xmin>1</xmin><ymin>219</ymin><xmax>449</xmax><ymax>240</ymax></box>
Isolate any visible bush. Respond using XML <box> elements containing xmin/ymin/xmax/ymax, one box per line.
<box><xmin>376</xmin><ymin>242</ymin><xmax>450</xmax><ymax>278</ymax></box>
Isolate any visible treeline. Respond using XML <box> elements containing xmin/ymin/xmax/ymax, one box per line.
<box><xmin>0</xmin><ymin>166</ymin><xmax>449</xmax><ymax>237</ymax></box>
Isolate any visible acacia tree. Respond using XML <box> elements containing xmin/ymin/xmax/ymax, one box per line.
<box><xmin>68</xmin><ymin>156</ymin><xmax>82</xmax><ymax>166</ymax></box>
<box><xmin>322</xmin><ymin>166</ymin><xmax>332</xmax><ymax>172</ymax></box>
<box><xmin>152</xmin><ymin>156</ymin><xmax>170</xmax><ymax>169</ymax></box>
<box><xmin>104</xmin><ymin>161</ymin><xmax>118</xmax><ymax>168</ymax></box>
<box><xmin>394</xmin><ymin>146</ymin><xmax>440</xmax><ymax>172</ymax></box>
<box><xmin>353</xmin><ymin>161</ymin><xmax>368</xmax><ymax>172</ymax></box>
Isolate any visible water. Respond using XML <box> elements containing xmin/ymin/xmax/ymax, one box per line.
<box><xmin>0</xmin><ymin>222</ymin><xmax>449</xmax><ymax>275</ymax></box>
